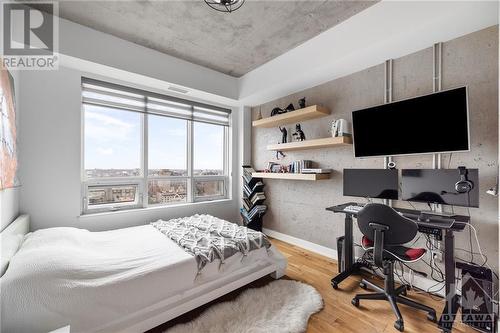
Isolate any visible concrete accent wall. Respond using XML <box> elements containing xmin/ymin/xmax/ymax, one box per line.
<box><xmin>251</xmin><ymin>26</ymin><xmax>499</xmax><ymax>276</ymax></box>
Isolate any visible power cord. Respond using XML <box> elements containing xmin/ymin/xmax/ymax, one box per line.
<box><xmin>454</xmin><ymin>248</ymin><xmax>488</xmax><ymax>266</ymax></box>
<box><xmin>452</xmin><ymin>221</ymin><xmax>499</xmax><ymax>282</ymax></box>
<box><xmin>423</xmin><ymin>234</ymin><xmax>445</xmax><ymax>283</ymax></box>
<box><xmin>465</xmin><ymin>196</ymin><xmax>475</xmax><ymax>263</ymax></box>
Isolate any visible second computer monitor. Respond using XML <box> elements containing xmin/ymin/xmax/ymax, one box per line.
<box><xmin>343</xmin><ymin>169</ymin><xmax>398</xmax><ymax>200</ymax></box>
<box><xmin>401</xmin><ymin>169</ymin><xmax>479</xmax><ymax>208</ymax></box>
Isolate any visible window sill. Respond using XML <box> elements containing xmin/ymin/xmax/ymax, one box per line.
<box><xmin>78</xmin><ymin>198</ymin><xmax>233</xmax><ymax>219</ymax></box>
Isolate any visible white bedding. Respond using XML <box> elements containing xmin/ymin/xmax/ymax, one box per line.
<box><xmin>1</xmin><ymin>224</ymin><xmax>284</xmax><ymax>333</ymax></box>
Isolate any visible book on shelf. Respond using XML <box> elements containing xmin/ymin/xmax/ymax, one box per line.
<box><xmin>242</xmin><ymin>166</ymin><xmax>256</xmax><ymax>183</ymax></box>
<box><xmin>288</xmin><ymin>160</ymin><xmax>313</xmax><ymax>173</ymax></box>
<box><xmin>250</xmin><ymin>192</ymin><xmax>265</xmax><ymax>203</ymax></box>
<box><xmin>301</xmin><ymin>168</ymin><xmax>332</xmax><ymax>174</ymax></box>
<box><xmin>240</xmin><ymin>205</ymin><xmax>267</xmax><ymax>223</ymax></box>
<box><xmin>242</xmin><ymin>166</ymin><xmax>255</xmax><ymax>172</ymax></box>
<box><xmin>242</xmin><ymin>199</ymin><xmax>252</xmax><ymax>212</ymax></box>
<box><xmin>243</xmin><ymin>181</ymin><xmax>264</xmax><ymax>196</ymax></box>
<box><xmin>242</xmin><ymin>194</ymin><xmax>265</xmax><ymax>212</ymax></box>
<box><xmin>241</xmin><ymin>166</ymin><xmax>266</xmax><ymax>231</ymax></box>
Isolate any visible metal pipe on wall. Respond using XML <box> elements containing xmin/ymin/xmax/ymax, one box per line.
<box><xmin>384</xmin><ymin>59</ymin><xmax>394</xmax><ymax>206</ymax></box>
<box><xmin>432</xmin><ymin>42</ymin><xmax>443</xmax><ymax>213</ymax></box>
<box><xmin>432</xmin><ymin>42</ymin><xmax>443</xmax><ymax>170</ymax></box>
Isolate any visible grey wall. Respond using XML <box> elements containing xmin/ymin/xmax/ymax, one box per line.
<box><xmin>252</xmin><ymin>26</ymin><xmax>499</xmax><ymax>276</ymax></box>
<box><xmin>0</xmin><ymin>70</ymin><xmax>20</xmax><ymax>232</ymax></box>
<box><xmin>18</xmin><ymin>66</ymin><xmax>241</xmax><ymax>232</ymax></box>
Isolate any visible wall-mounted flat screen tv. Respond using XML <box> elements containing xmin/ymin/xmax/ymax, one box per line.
<box><xmin>352</xmin><ymin>87</ymin><xmax>469</xmax><ymax>158</ymax></box>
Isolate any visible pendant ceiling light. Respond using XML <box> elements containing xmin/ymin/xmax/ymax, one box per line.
<box><xmin>204</xmin><ymin>0</ymin><xmax>245</xmax><ymax>13</ymax></box>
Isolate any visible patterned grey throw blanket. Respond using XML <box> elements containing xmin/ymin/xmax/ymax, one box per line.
<box><xmin>151</xmin><ymin>214</ymin><xmax>271</xmax><ymax>273</ymax></box>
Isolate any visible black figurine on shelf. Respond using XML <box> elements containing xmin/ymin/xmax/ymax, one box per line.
<box><xmin>298</xmin><ymin>97</ymin><xmax>306</xmax><ymax>109</ymax></box>
<box><xmin>270</xmin><ymin>107</ymin><xmax>286</xmax><ymax>117</ymax></box>
<box><xmin>285</xmin><ymin>103</ymin><xmax>295</xmax><ymax>112</ymax></box>
<box><xmin>279</xmin><ymin>126</ymin><xmax>288</xmax><ymax>143</ymax></box>
<box><xmin>292</xmin><ymin>124</ymin><xmax>306</xmax><ymax>141</ymax></box>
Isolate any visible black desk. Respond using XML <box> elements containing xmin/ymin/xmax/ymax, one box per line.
<box><xmin>326</xmin><ymin>202</ymin><xmax>470</xmax><ymax>333</ymax></box>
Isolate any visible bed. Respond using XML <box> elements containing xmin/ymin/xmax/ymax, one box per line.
<box><xmin>0</xmin><ymin>215</ymin><xmax>286</xmax><ymax>333</ymax></box>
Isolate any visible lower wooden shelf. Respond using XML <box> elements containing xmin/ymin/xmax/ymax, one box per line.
<box><xmin>252</xmin><ymin>172</ymin><xmax>330</xmax><ymax>181</ymax></box>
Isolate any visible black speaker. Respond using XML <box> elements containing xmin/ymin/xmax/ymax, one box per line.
<box><xmin>457</xmin><ymin>262</ymin><xmax>496</xmax><ymax>333</ymax></box>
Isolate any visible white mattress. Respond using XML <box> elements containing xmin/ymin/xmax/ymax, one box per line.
<box><xmin>1</xmin><ymin>224</ymin><xmax>284</xmax><ymax>333</ymax></box>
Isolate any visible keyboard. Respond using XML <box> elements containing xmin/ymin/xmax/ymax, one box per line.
<box><xmin>343</xmin><ymin>205</ymin><xmax>364</xmax><ymax>213</ymax></box>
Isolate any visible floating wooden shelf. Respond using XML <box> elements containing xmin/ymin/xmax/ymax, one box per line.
<box><xmin>252</xmin><ymin>172</ymin><xmax>331</xmax><ymax>181</ymax></box>
<box><xmin>267</xmin><ymin>136</ymin><xmax>352</xmax><ymax>152</ymax></box>
<box><xmin>252</xmin><ymin>105</ymin><xmax>330</xmax><ymax>128</ymax></box>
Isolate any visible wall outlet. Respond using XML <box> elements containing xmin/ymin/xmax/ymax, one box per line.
<box><xmin>432</xmin><ymin>251</ymin><xmax>443</xmax><ymax>262</ymax></box>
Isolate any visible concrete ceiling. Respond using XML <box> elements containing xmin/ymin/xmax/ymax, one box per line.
<box><xmin>39</xmin><ymin>0</ymin><xmax>377</xmax><ymax>77</ymax></box>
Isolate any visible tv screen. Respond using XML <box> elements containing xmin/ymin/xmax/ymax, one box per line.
<box><xmin>401</xmin><ymin>169</ymin><xmax>479</xmax><ymax>208</ymax></box>
<box><xmin>352</xmin><ymin>87</ymin><xmax>469</xmax><ymax>158</ymax></box>
<box><xmin>343</xmin><ymin>169</ymin><xmax>398</xmax><ymax>200</ymax></box>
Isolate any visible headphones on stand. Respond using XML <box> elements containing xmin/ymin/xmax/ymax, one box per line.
<box><xmin>455</xmin><ymin>166</ymin><xmax>474</xmax><ymax>193</ymax></box>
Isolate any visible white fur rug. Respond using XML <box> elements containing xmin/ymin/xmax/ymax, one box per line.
<box><xmin>165</xmin><ymin>280</ymin><xmax>323</xmax><ymax>333</ymax></box>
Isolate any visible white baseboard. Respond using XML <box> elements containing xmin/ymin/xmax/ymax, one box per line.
<box><xmin>263</xmin><ymin>227</ymin><xmax>445</xmax><ymax>297</ymax></box>
<box><xmin>263</xmin><ymin>228</ymin><xmax>338</xmax><ymax>259</ymax></box>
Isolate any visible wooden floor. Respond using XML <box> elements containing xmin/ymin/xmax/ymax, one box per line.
<box><xmin>271</xmin><ymin>238</ymin><xmax>475</xmax><ymax>333</ymax></box>
<box><xmin>151</xmin><ymin>238</ymin><xmax>476</xmax><ymax>333</ymax></box>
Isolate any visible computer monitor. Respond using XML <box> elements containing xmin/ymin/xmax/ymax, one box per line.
<box><xmin>343</xmin><ymin>169</ymin><xmax>398</xmax><ymax>200</ymax></box>
<box><xmin>401</xmin><ymin>169</ymin><xmax>479</xmax><ymax>208</ymax></box>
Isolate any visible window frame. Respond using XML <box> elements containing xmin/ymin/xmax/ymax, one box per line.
<box><xmin>83</xmin><ymin>180</ymin><xmax>144</xmax><ymax>213</ymax></box>
<box><xmin>81</xmin><ymin>78</ymin><xmax>231</xmax><ymax>215</ymax></box>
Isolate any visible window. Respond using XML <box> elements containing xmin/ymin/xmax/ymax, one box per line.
<box><xmin>81</xmin><ymin>78</ymin><xmax>231</xmax><ymax>213</ymax></box>
<box><xmin>148</xmin><ymin>116</ymin><xmax>188</xmax><ymax>177</ymax></box>
<box><xmin>193</xmin><ymin>122</ymin><xmax>225</xmax><ymax>176</ymax></box>
<box><xmin>88</xmin><ymin>184</ymin><xmax>141</xmax><ymax>208</ymax></box>
<box><xmin>84</xmin><ymin>105</ymin><xmax>142</xmax><ymax>178</ymax></box>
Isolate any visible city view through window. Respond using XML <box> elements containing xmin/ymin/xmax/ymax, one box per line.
<box><xmin>84</xmin><ymin>104</ymin><xmax>226</xmax><ymax>209</ymax></box>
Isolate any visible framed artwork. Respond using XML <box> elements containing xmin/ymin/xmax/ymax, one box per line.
<box><xmin>0</xmin><ymin>64</ymin><xmax>18</xmax><ymax>190</ymax></box>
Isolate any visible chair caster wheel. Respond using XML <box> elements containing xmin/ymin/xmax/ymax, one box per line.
<box><xmin>331</xmin><ymin>281</ymin><xmax>338</xmax><ymax>290</ymax></box>
<box><xmin>427</xmin><ymin>312</ymin><xmax>437</xmax><ymax>322</ymax></box>
<box><xmin>394</xmin><ymin>320</ymin><xmax>404</xmax><ymax>332</ymax></box>
<box><xmin>359</xmin><ymin>282</ymin><xmax>367</xmax><ymax>290</ymax></box>
<box><xmin>351</xmin><ymin>297</ymin><xmax>359</xmax><ymax>307</ymax></box>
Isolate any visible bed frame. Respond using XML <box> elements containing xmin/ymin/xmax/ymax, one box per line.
<box><xmin>100</xmin><ymin>261</ymin><xmax>284</xmax><ymax>333</ymax></box>
<box><xmin>1</xmin><ymin>215</ymin><xmax>286</xmax><ymax>333</ymax></box>
<box><xmin>0</xmin><ymin>214</ymin><xmax>30</xmax><ymax>277</ymax></box>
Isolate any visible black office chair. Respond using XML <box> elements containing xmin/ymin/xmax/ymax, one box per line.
<box><xmin>351</xmin><ymin>203</ymin><xmax>437</xmax><ymax>332</ymax></box>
